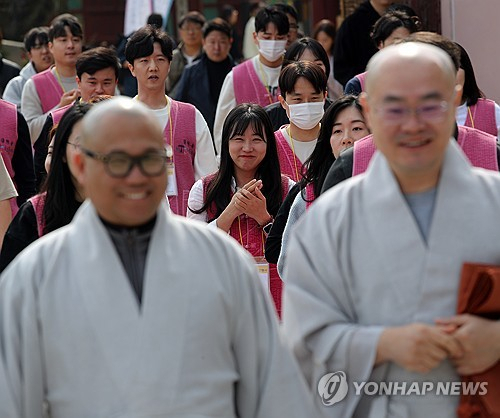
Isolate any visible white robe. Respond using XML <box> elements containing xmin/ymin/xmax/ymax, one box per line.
<box><xmin>0</xmin><ymin>200</ymin><xmax>317</xmax><ymax>418</ymax></box>
<box><xmin>282</xmin><ymin>140</ymin><xmax>500</xmax><ymax>418</ymax></box>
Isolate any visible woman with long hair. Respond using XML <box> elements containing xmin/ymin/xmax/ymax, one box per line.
<box><xmin>187</xmin><ymin>103</ymin><xmax>293</xmax><ymax>316</ymax></box>
<box><xmin>455</xmin><ymin>42</ymin><xmax>500</xmax><ymax>139</ymax></box>
<box><xmin>0</xmin><ymin>102</ymin><xmax>90</xmax><ymax>272</ymax></box>
<box><xmin>264</xmin><ymin>96</ymin><xmax>369</xmax><ymax>274</ymax></box>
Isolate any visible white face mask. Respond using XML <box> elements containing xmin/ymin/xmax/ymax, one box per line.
<box><xmin>258</xmin><ymin>39</ymin><xmax>287</xmax><ymax>62</ymax></box>
<box><xmin>287</xmin><ymin>101</ymin><xmax>325</xmax><ymax>130</ymax></box>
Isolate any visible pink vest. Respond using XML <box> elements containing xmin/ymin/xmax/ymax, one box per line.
<box><xmin>29</xmin><ymin>192</ymin><xmax>46</xmax><ymax>237</ymax></box>
<box><xmin>32</xmin><ymin>69</ymin><xmax>64</xmax><ymax>114</ymax></box>
<box><xmin>233</xmin><ymin>59</ymin><xmax>279</xmax><ymax>107</ymax></box>
<box><xmin>203</xmin><ymin>173</ymin><xmax>290</xmax><ymax>317</ymax></box>
<box><xmin>51</xmin><ymin>103</ymin><xmax>72</xmax><ymax>125</ymax></box>
<box><xmin>275</xmin><ymin>128</ymin><xmax>303</xmax><ymax>182</ymax></box>
<box><xmin>465</xmin><ymin>99</ymin><xmax>497</xmax><ymax>137</ymax></box>
<box><xmin>0</xmin><ymin>99</ymin><xmax>19</xmax><ymax>215</ymax></box>
<box><xmin>165</xmin><ymin>99</ymin><xmax>197</xmax><ymax>216</ymax></box>
<box><xmin>352</xmin><ymin>127</ymin><xmax>498</xmax><ymax>176</ymax></box>
<box><xmin>355</xmin><ymin>71</ymin><xmax>368</xmax><ymax>92</ymax></box>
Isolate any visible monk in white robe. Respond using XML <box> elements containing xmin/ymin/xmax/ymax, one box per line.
<box><xmin>0</xmin><ymin>97</ymin><xmax>316</xmax><ymax>418</ymax></box>
<box><xmin>282</xmin><ymin>43</ymin><xmax>500</xmax><ymax>417</ymax></box>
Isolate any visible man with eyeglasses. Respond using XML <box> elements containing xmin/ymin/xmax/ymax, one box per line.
<box><xmin>4</xmin><ymin>27</ymin><xmax>54</xmax><ymax>110</ymax></box>
<box><xmin>21</xmin><ymin>14</ymin><xmax>83</xmax><ymax>143</ymax></box>
<box><xmin>282</xmin><ymin>42</ymin><xmax>500</xmax><ymax>416</ymax></box>
<box><xmin>0</xmin><ymin>96</ymin><xmax>319</xmax><ymax>417</ymax></box>
<box><xmin>166</xmin><ymin>10</ymin><xmax>205</xmax><ymax>97</ymax></box>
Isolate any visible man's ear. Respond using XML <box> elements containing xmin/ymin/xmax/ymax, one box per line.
<box><xmin>359</xmin><ymin>92</ymin><xmax>372</xmax><ymax>130</ymax></box>
<box><xmin>72</xmin><ymin>149</ymin><xmax>86</xmax><ymax>186</ymax></box>
<box><xmin>278</xmin><ymin>94</ymin><xmax>286</xmax><ymax>109</ymax></box>
<box><xmin>454</xmin><ymin>84</ymin><xmax>463</xmax><ymax>107</ymax></box>
<box><xmin>128</xmin><ymin>62</ymin><xmax>136</xmax><ymax>78</ymax></box>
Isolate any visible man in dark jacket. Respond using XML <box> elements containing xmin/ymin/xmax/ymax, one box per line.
<box><xmin>175</xmin><ymin>18</ymin><xmax>234</xmax><ymax>142</ymax></box>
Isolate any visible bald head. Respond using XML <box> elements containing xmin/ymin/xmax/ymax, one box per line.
<box><xmin>81</xmin><ymin>97</ymin><xmax>163</xmax><ymax>147</ymax></box>
<box><xmin>365</xmin><ymin>42</ymin><xmax>457</xmax><ymax>95</ymax></box>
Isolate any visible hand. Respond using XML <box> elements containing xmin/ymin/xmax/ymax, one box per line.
<box><xmin>234</xmin><ymin>180</ymin><xmax>271</xmax><ymax>225</ymax></box>
<box><xmin>58</xmin><ymin>89</ymin><xmax>80</xmax><ymax>107</ymax></box>
<box><xmin>436</xmin><ymin>314</ymin><xmax>500</xmax><ymax>375</ymax></box>
<box><xmin>376</xmin><ymin>323</ymin><xmax>463</xmax><ymax>373</ymax></box>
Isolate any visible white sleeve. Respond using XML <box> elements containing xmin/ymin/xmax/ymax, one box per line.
<box><xmin>194</xmin><ymin>109</ymin><xmax>218</xmax><ymax>180</ymax></box>
<box><xmin>0</xmin><ymin>157</ymin><xmax>17</xmax><ymax>200</ymax></box>
<box><xmin>494</xmin><ymin>102</ymin><xmax>500</xmax><ymax>141</ymax></box>
<box><xmin>277</xmin><ymin>192</ymin><xmax>306</xmax><ymax>278</ymax></box>
<box><xmin>186</xmin><ymin>178</ymin><xmax>208</xmax><ymax>221</ymax></box>
<box><xmin>3</xmin><ymin>76</ymin><xmax>23</xmax><ymax>110</ymax></box>
<box><xmin>213</xmin><ymin>71</ymin><xmax>236</xmax><ymax>155</ymax></box>
<box><xmin>21</xmin><ymin>78</ymin><xmax>57</xmax><ymax>144</ymax></box>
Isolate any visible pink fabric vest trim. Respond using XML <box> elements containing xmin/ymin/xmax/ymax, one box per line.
<box><xmin>465</xmin><ymin>99</ymin><xmax>497</xmax><ymax>136</ymax></box>
<box><xmin>275</xmin><ymin>128</ymin><xmax>303</xmax><ymax>182</ymax></box>
<box><xmin>352</xmin><ymin>134</ymin><xmax>376</xmax><ymax>176</ymax></box>
<box><xmin>203</xmin><ymin>174</ymin><xmax>290</xmax><ymax>317</ymax></box>
<box><xmin>0</xmin><ymin>99</ymin><xmax>19</xmax><ymax>215</ymax></box>
<box><xmin>356</xmin><ymin>71</ymin><xmax>368</xmax><ymax>92</ymax></box>
<box><xmin>32</xmin><ymin>69</ymin><xmax>64</xmax><ymax>114</ymax></box>
<box><xmin>51</xmin><ymin>103</ymin><xmax>72</xmax><ymax>125</ymax></box>
<box><xmin>305</xmin><ymin>183</ymin><xmax>316</xmax><ymax>210</ymax></box>
<box><xmin>456</xmin><ymin>125</ymin><xmax>498</xmax><ymax>171</ymax></box>
<box><xmin>232</xmin><ymin>60</ymin><xmax>279</xmax><ymax>106</ymax></box>
<box><xmin>29</xmin><ymin>192</ymin><xmax>46</xmax><ymax>237</ymax></box>
<box><xmin>165</xmin><ymin>99</ymin><xmax>197</xmax><ymax>216</ymax></box>
<box><xmin>353</xmin><ymin>128</ymin><xmax>498</xmax><ymax>176</ymax></box>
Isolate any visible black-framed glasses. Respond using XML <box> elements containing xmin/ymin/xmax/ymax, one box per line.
<box><xmin>80</xmin><ymin>147</ymin><xmax>168</xmax><ymax>178</ymax></box>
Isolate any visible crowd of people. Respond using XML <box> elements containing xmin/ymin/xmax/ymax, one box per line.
<box><xmin>0</xmin><ymin>1</ymin><xmax>500</xmax><ymax>417</ymax></box>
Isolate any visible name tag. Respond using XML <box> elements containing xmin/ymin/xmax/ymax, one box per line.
<box><xmin>166</xmin><ymin>162</ymin><xmax>178</xmax><ymax>196</ymax></box>
<box><xmin>254</xmin><ymin>256</ymin><xmax>270</xmax><ymax>293</ymax></box>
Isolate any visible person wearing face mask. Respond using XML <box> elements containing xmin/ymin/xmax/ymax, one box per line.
<box><xmin>275</xmin><ymin>61</ymin><xmax>327</xmax><ymax>182</ymax></box>
<box><xmin>212</xmin><ymin>6</ymin><xmax>289</xmax><ymax>156</ymax></box>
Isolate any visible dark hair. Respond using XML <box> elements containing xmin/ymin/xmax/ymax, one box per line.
<box><xmin>178</xmin><ymin>11</ymin><xmax>206</xmax><ymax>29</ymax></box>
<box><xmin>192</xmin><ymin>103</ymin><xmax>283</xmax><ymax>218</ymax></box>
<box><xmin>387</xmin><ymin>3</ymin><xmax>423</xmax><ymax>29</ymax></box>
<box><xmin>24</xmin><ymin>26</ymin><xmax>50</xmax><ymax>52</ymax></box>
<box><xmin>147</xmin><ymin>13</ymin><xmax>163</xmax><ymax>29</ymax></box>
<box><xmin>125</xmin><ymin>25</ymin><xmax>174</xmax><ymax>63</ymax></box>
<box><xmin>371</xmin><ymin>11</ymin><xmax>419</xmax><ymax>48</ymax></box>
<box><xmin>220</xmin><ymin>5</ymin><xmax>236</xmax><ymax>22</ymax></box>
<box><xmin>76</xmin><ymin>46</ymin><xmax>120</xmax><ymax>79</ymax></box>
<box><xmin>301</xmin><ymin>95</ymin><xmax>365</xmax><ymax>197</ymax></box>
<box><xmin>42</xmin><ymin>102</ymin><xmax>91</xmax><ymax>235</ymax></box>
<box><xmin>203</xmin><ymin>18</ymin><xmax>232</xmax><ymax>39</ymax></box>
<box><xmin>279</xmin><ymin>61</ymin><xmax>327</xmax><ymax>98</ymax></box>
<box><xmin>283</xmin><ymin>37</ymin><xmax>330</xmax><ymax>79</ymax></box>
<box><xmin>400</xmin><ymin>32</ymin><xmax>461</xmax><ymax>71</ymax></box>
<box><xmin>455</xmin><ymin>42</ymin><xmax>484</xmax><ymax>106</ymax></box>
<box><xmin>255</xmin><ymin>6</ymin><xmax>289</xmax><ymax>35</ymax></box>
<box><xmin>273</xmin><ymin>3</ymin><xmax>299</xmax><ymax>23</ymax></box>
<box><xmin>312</xmin><ymin>19</ymin><xmax>336</xmax><ymax>54</ymax></box>
<box><xmin>49</xmin><ymin>14</ymin><xmax>83</xmax><ymax>42</ymax></box>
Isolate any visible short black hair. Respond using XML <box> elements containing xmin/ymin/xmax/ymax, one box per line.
<box><xmin>371</xmin><ymin>11</ymin><xmax>419</xmax><ymax>47</ymax></box>
<box><xmin>76</xmin><ymin>46</ymin><xmax>120</xmax><ymax>79</ymax></box>
<box><xmin>147</xmin><ymin>13</ymin><xmax>163</xmax><ymax>29</ymax></box>
<box><xmin>203</xmin><ymin>18</ymin><xmax>232</xmax><ymax>39</ymax></box>
<box><xmin>125</xmin><ymin>25</ymin><xmax>174</xmax><ymax>63</ymax></box>
<box><xmin>255</xmin><ymin>6</ymin><xmax>289</xmax><ymax>35</ymax></box>
<box><xmin>273</xmin><ymin>3</ymin><xmax>299</xmax><ymax>23</ymax></box>
<box><xmin>178</xmin><ymin>11</ymin><xmax>206</xmax><ymax>29</ymax></box>
<box><xmin>279</xmin><ymin>61</ymin><xmax>327</xmax><ymax>98</ymax></box>
<box><xmin>24</xmin><ymin>26</ymin><xmax>50</xmax><ymax>52</ymax></box>
<box><xmin>283</xmin><ymin>37</ymin><xmax>330</xmax><ymax>80</ymax></box>
<box><xmin>49</xmin><ymin>13</ymin><xmax>83</xmax><ymax>42</ymax></box>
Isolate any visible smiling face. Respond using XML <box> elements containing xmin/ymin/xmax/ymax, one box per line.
<box><xmin>229</xmin><ymin>124</ymin><xmax>267</xmax><ymax>178</ymax></box>
<box><xmin>48</xmin><ymin>26</ymin><xmax>82</xmax><ymax>68</ymax></box>
<box><xmin>75</xmin><ymin>110</ymin><xmax>167</xmax><ymax>226</ymax></box>
<box><xmin>129</xmin><ymin>42</ymin><xmax>170</xmax><ymax>92</ymax></box>
<box><xmin>330</xmin><ymin>106</ymin><xmax>369</xmax><ymax>158</ymax></box>
<box><xmin>362</xmin><ymin>48</ymin><xmax>459</xmax><ymax>192</ymax></box>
